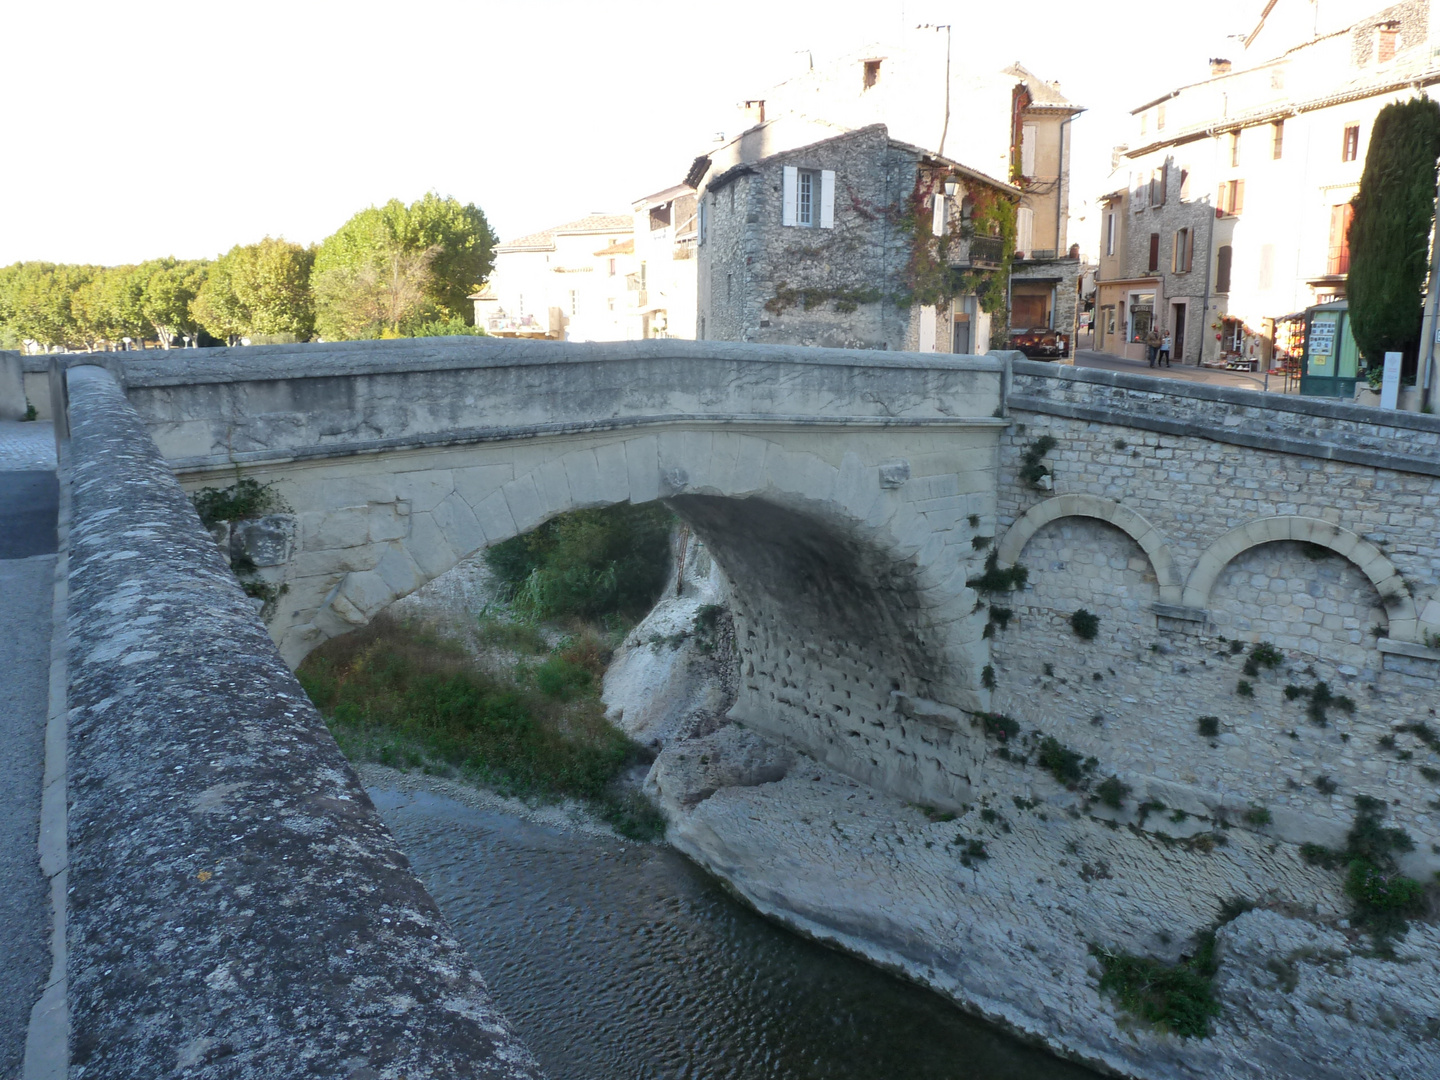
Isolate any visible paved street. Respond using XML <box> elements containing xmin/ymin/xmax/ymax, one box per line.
<box><xmin>1069</xmin><ymin>343</ymin><xmax>1299</xmax><ymax>395</ymax></box>
<box><xmin>0</xmin><ymin>421</ymin><xmax>57</xmax><ymax>1079</ymax></box>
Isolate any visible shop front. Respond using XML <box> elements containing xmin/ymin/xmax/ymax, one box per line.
<box><xmin>1093</xmin><ymin>277</ymin><xmax>1160</xmax><ymax>362</ymax></box>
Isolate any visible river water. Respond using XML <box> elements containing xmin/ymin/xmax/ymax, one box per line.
<box><xmin>371</xmin><ymin>783</ymin><xmax>1099</xmax><ymax>1080</ymax></box>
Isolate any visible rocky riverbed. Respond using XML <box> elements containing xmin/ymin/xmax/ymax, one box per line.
<box><xmin>600</xmin><ymin>541</ymin><xmax>1440</xmax><ymax>1080</ymax></box>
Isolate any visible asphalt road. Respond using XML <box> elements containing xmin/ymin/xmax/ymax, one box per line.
<box><xmin>0</xmin><ymin>441</ymin><xmax>58</xmax><ymax>1077</ymax></box>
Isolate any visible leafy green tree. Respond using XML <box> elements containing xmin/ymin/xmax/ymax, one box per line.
<box><xmin>1348</xmin><ymin>97</ymin><xmax>1440</xmax><ymax>372</ymax></box>
<box><xmin>0</xmin><ymin>262</ymin><xmax>92</xmax><ymax>350</ymax></box>
<box><xmin>313</xmin><ymin>193</ymin><xmax>494</xmax><ymax>339</ymax></box>
<box><xmin>192</xmin><ymin>238</ymin><xmax>314</xmax><ymax>343</ymax></box>
<box><xmin>141</xmin><ymin>259</ymin><xmax>208</xmax><ymax>347</ymax></box>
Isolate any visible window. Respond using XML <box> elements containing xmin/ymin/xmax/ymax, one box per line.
<box><xmin>1157</xmin><ymin>103</ymin><xmax>1166</xmax><ymax>131</ymax></box>
<box><xmin>1343</xmin><ymin>124</ymin><xmax>1360</xmax><ymax>162</ymax></box>
<box><xmin>1173</xmin><ymin>227</ymin><xmax>1192</xmax><ymax>272</ymax></box>
<box><xmin>1179</xmin><ymin>167</ymin><xmax>1191</xmax><ymax>201</ymax></box>
<box><xmin>1148</xmin><ymin>232</ymin><xmax>1160</xmax><ymax>272</ymax></box>
<box><xmin>1327</xmin><ymin>203</ymin><xmax>1354</xmax><ymax>274</ymax></box>
<box><xmin>640</xmin><ymin>261</ymin><xmax>647</xmax><ymax>289</ymax></box>
<box><xmin>931</xmin><ymin>193</ymin><xmax>946</xmax><ymax>237</ymax></box>
<box><xmin>863</xmin><ymin>59</ymin><xmax>881</xmax><ymax>89</ymax></box>
<box><xmin>1105</xmin><ymin>213</ymin><xmax>1116</xmax><ymax>256</ymax></box>
<box><xmin>698</xmin><ymin>199</ymin><xmax>707</xmax><ymax>244</ymax></box>
<box><xmin>1149</xmin><ymin>162</ymin><xmax>1168</xmax><ymax>207</ymax></box>
<box><xmin>1216</xmin><ymin>245</ymin><xmax>1233</xmax><ymax>293</ymax></box>
<box><xmin>608</xmin><ymin>258</ymin><xmax>617</xmax><ymax>276</ymax></box>
<box><xmin>1217</xmin><ymin>178</ymin><xmax>1245</xmax><ymax>216</ymax></box>
<box><xmin>1258</xmin><ymin>244</ymin><xmax>1274</xmax><ymax>289</ymax></box>
<box><xmin>1272</xmin><ymin>120</ymin><xmax>1284</xmax><ymax>160</ymax></box>
<box><xmin>726</xmin><ymin>273</ymin><xmax>732</xmax><ymax>303</ymax></box>
<box><xmin>1229</xmin><ymin>130</ymin><xmax>1241</xmax><ymax>167</ymax></box>
<box><xmin>782</xmin><ymin>166</ymin><xmax>834</xmax><ymax>228</ymax></box>
<box><xmin>1021</xmin><ymin>125</ymin><xmax>1037</xmax><ymax>178</ymax></box>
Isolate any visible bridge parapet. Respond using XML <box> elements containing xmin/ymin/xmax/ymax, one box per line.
<box><xmin>114</xmin><ymin>337</ymin><xmax>1005</xmax><ymax>473</ymax></box>
<box><xmin>58</xmin><ymin>364</ymin><xmax>542</xmax><ymax>1078</ymax></box>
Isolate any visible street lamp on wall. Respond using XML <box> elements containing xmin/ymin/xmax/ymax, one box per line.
<box><xmin>943</xmin><ymin>178</ymin><xmax>960</xmax><ymax>199</ymax></box>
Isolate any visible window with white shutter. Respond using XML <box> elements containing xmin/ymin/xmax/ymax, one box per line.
<box><xmin>919</xmin><ymin>305</ymin><xmax>937</xmax><ymax>352</ymax></box>
<box><xmin>1016</xmin><ymin>206</ymin><xmax>1034</xmax><ymax>259</ymax></box>
<box><xmin>932</xmin><ymin>193</ymin><xmax>946</xmax><ymax>236</ymax></box>
<box><xmin>1021</xmin><ymin>124</ymin><xmax>1037</xmax><ymax>178</ymax></box>
<box><xmin>782</xmin><ymin>166</ymin><xmax>798</xmax><ymax>226</ymax></box>
<box><xmin>820</xmin><ymin>170</ymin><xmax>835</xmax><ymax>228</ymax></box>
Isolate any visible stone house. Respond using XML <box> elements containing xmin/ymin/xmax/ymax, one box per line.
<box><xmin>757</xmin><ymin>38</ymin><xmax>1087</xmax><ymax>345</ymax></box>
<box><xmin>631</xmin><ymin>184</ymin><xmax>698</xmax><ymax>340</ymax></box>
<box><xmin>478</xmin><ymin>214</ymin><xmax>635</xmax><ymax>341</ymax></box>
<box><xmin>691</xmin><ymin>121</ymin><xmax>1019</xmax><ymax>352</ymax></box>
<box><xmin>1101</xmin><ymin>0</ymin><xmax>1440</xmax><ymax>385</ymax></box>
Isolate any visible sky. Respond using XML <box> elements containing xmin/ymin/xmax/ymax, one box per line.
<box><xmin>0</xmin><ymin>0</ymin><xmax>1259</xmax><ymax>267</ymax></box>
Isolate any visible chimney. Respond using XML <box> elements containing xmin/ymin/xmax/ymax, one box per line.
<box><xmin>1209</xmin><ymin>58</ymin><xmax>1232</xmax><ymax>76</ymax></box>
<box><xmin>740</xmin><ymin>99</ymin><xmax>766</xmax><ymax>125</ymax></box>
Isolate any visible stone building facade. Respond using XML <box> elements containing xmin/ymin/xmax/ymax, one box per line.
<box><xmin>694</xmin><ymin>123</ymin><xmax>1018</xmax><ymax>352</ymax></box>
<box><xmin>1100</xmin><ymin>0</ymin><xmax>1440</xmax><ymax>398</ymax></box>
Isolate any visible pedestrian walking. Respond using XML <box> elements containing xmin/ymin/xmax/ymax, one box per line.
<box><xmin>1159</xmin><ymin>331</ymin><xmax>1173</xmax><ymax>367</ymax></box>
<box><xmin>1145</xmin><ymin>326</ymin><xmax>1161</xmax><ymax>367</ymax></box>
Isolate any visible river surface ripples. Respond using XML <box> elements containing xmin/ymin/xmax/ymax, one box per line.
<box><xmin>371</xmin><ymin>784</ymin><xmax>1099</xmax><ymax>1080</ymax></box>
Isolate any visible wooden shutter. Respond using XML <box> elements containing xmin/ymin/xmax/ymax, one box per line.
<box><xmin>1233</xmin><ymin>180</ymin><xmax>1245</xmax><ymax>215</ymax></box>
<box><xmin>1217</xmin><ymin>184</ymin><xmax>1229</xmax><ymax>215</ymax></box>
<box><xmin>1016</xmin><ymin>207</ymin><xmax>1034</xmax><ymax>258</ymax></box>
<box><xmin>919</xmin><ymin>305</ymin><xmax>937</xmax><ymax>351</ymax></box>
<box><xmin>782</xmin><ymin>166</ymin><xmax>798</xmax><ymax>226</ymax></box>
<box><xmin>1021</xmin><ymin>125</ymin><xmax>1037</xmax><ymax>177</ymax></box>
<box><xmin>820</xmin><ymin>170</ymin><xmax>835</xmax><ymax>229</ymax></box>
<box><xmin>1185</xmin><ymin>227</ymin><xmax>1195</xmax><ymax>272</ymax></box>
<box><xmin>932</xmin><ymin>193</ymin><xmax>946</xmax><ymax>236</ymax></box>
<box><xmin>1159</xmin><ymin>162</ymin><xmax>1168</xmax><ymax>206</ymax></box>
<box><xmin>1148</xmin><ymin>232</ymin><xmax>1160</xmax><ymax>272</ymax></box>
<box><xmin>1216</xmin><ymin>245</ymin><xmax>1233</xmax><ymax>292</ymax></box>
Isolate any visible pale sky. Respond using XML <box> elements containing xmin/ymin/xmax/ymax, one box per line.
<box><xmin>1</xmin><ymin>0</ymin><xmax>1258</xmax><ymax>267</ymax></box>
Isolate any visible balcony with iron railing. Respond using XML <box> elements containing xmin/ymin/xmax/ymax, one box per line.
<box><xmin>947</xmin><ymin>235</ymin><xmax>1006</xmax><ymax>270</ymax></box>
<box><xmin>1325</xmin><ymin>249</ymin><xmax>1350</xmax><ymax>276</ymax></box>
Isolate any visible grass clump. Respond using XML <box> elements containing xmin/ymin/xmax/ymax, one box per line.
<box><xmin>1241</xmin><ymin>641</ymin><xmax>1284</xmax><ymax>677</ymax></box>
<box><xmin>1037</xmin><ymin>736</ymin><xmax>1088</xmax><ymax>786</ymax></box>
<box><xmin>1018</xmin><ymin>434</ymin><xmax>1058</xmax><ymax>490</ymax></box>
<box><xmin>1196</xmin><ymin>716</ymin><xmax>1220</xmax><ymax>738</ymax></box>
<box><xmin>1069</xmin><ymin>608</ymin><xmax>1100</xmax><ymax>641</ymax></box>
<box><xmin>192</xmin><ymin>477</ymin><xmax>290</xmax><ymax>527</ymax></box>
<box><xmin>973</xmin><ymin>712</ymin><xmax>1020</xmax><ymax>742</ymax></box>
<box><xmin>981</xmin><ymin>664</ymin><xmax>997</xmax><ymax>690</ymax></box>
<box><xmin>1091</xmin><ymin>934</ymin><xmax>1222</xmax><ymax>1038</ymax></box>
<box><xmin>298</xmin><ymin>613</ymin><xmax>663</xmax><ymax>839</ymax></box>
<box><xmin>967</xmin><ymin>550</ymin><xmax>1029</xmax><ymax>594</ymax></box>
<box><xmin>476</xmin><ymin>614</ymin><xmax>549</xmax><ymax>655</ymax></box>
<box><xmin>1243</xmin><ymin>804</ymin><xmax>1272</xmax><ymax>827</ymax></box>
<box><xmin>1286</xmin><ymin>680</ymin><xmax>1355</xmax><ymax>727</ymax></box>
<box><xmin>1095</xmin><ymin>775</ymin><xmax>1130</xmax><ymax>810</ymax></box>
<box><xmin>1301</xmin><ymin>795</ymin><xmax>1427</xmax><ymax>948</ymax></box>
<box><xmin>485</xmin><ymin>503</ymin><xmax>674</xmax><ymax>622</ymax></box>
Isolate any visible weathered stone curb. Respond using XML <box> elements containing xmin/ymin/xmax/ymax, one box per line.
<box><xmin>61</xmin><ymin>365</ymin><xmax>543</xmax><ymax>1079</ymax></box>
<box><xmin>22</xmin><ymin>433</ymin><xmax>70</xmax><ymax>1080</ymax></box>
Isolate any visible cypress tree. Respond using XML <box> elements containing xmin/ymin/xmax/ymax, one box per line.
<box><xmin>1347</xmin><ymin>97</ymin><xmax>1440</xmax><ymax>373</ymax></box>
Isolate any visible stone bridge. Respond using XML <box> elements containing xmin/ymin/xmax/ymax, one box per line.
<box><xmin>34</xmin><ymin>338</ymin><xmax>1440</xmax><ymax>1078</ymax></box>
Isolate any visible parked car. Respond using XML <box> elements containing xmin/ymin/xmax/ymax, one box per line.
<box><xmin>1009</xmin><ymin>327</ymin><xmax>1070</xmax><ymax>359</ymax></box>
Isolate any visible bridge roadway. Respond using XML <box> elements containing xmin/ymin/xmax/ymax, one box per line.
<box><xmin>0</xmin><ymin>421</ymin><xmax>57</xmax><ymax>1080</ymax></box>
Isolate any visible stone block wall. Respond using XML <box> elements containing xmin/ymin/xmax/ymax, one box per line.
<box><xmin>988</xmin><ymin>362</ymin><xmax>1440</xmax><ymax>872</ymax></box>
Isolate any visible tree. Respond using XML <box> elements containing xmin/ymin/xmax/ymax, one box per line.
<box><xmin>0</xmin><ymin>262</ymin><xmax>91</xmax><ymax>351</ymax></box>
<box><xmin>1347</xmin><ymin>97</ymin><xmax>1440</xmax><ymax>373</ymax></box>
<box><xmin>192</xmin><ymin>238</ymin><xmax>314</xmax><ymax>343</ymax></box>
<box><xmin>142</xmin><ymin>259</ymin><xmax>208</xmax><ymax>347</ymax></box>
<box><xmin>312</xmin><ymin>193</ymin><xmax>494</xmax><ymax>339</ymax></box>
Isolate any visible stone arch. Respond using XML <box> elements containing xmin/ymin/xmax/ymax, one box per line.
<box><xmin>1182</xmin><ymin>516</ymin><xmax>1419</xmax><ymax>641</ymax></box>
<box><xmin>994</xmin><ymin>494</ymin><xmax>1183</xmax><ymax>604</ymax></box>
<box><xmin>272</xmin><ymin>427</ymin><xmax>994</xmax><ymax>807</ymax></box>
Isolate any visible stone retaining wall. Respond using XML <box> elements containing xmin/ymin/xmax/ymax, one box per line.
<box><xmin>61</xmin><ymin>364</ymin><xmax>542</xmax><ymax>1079</ymax></box>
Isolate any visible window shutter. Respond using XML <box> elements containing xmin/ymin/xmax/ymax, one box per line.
<box><xmin>1216</xmin><ymin>245</ymin><xmax>1233</xmax><ymax>293</ymax></box>
<box><xmin>1217</xmin><ymin>184</ymin><xmax>1228</xmax><ymax>215</ymax></box>
<box><xmin>1016</xmin><ymin>207</ymin><xmax>1034</xmax><ymax>258</ymax></box>
<box><xmin>782</xmin><ymin>166</ymin><xmax>798</xmax><ymax>226</ymax></box>
<box><xmin>1159</xmin><ymin>163</ymin><xmax>1168</xmax><ymax>206</ymax></box>
<box><xmin>1149</xmin><ymin>232</ymin><xmax>1160</xmax><ymax>272</ymax></box>
<box><xmin>1186</xmin><ymin>227</ymin><xmax>1195</xmax><ymax>272</ymax></box>
<box><xmin>919</xmin><ymin>305</ymin><xmax>937</xmax><ymax>352</ymax></box>
<box><xmin>820</xmin><ymin>169</ymin><xmax>836</xmax><ymax>228</ymax></box>
<box><xmin>1171</xmin><ymin>232</ymin><xmax>1179</xmax><ymax>272</ymax></box>
<box><xmin>1233</xmin><ymin>180</ymin><xmax>1245</xmax><ymax>215</ymax></box>
<box><xmin>932</xmin><ymin>192</ymin><xmax>946</xmax><ymax>236</ymax></box>
<box><xmin>1021</xmin><ymin>125</ymin><xmax>1037</xmax><ymax>177</ymax></box>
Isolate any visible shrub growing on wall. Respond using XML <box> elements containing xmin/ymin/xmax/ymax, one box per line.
<box><xmin>1348</xmin><ymin>97</ymin><xmax>1440</xmax><ymax>375</ymax></box>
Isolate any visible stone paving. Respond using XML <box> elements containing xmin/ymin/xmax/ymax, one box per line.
<box><xmin>0</xmin><ymin>421</ymin><xmax>56</xmax><ymax>470</ymax></box>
